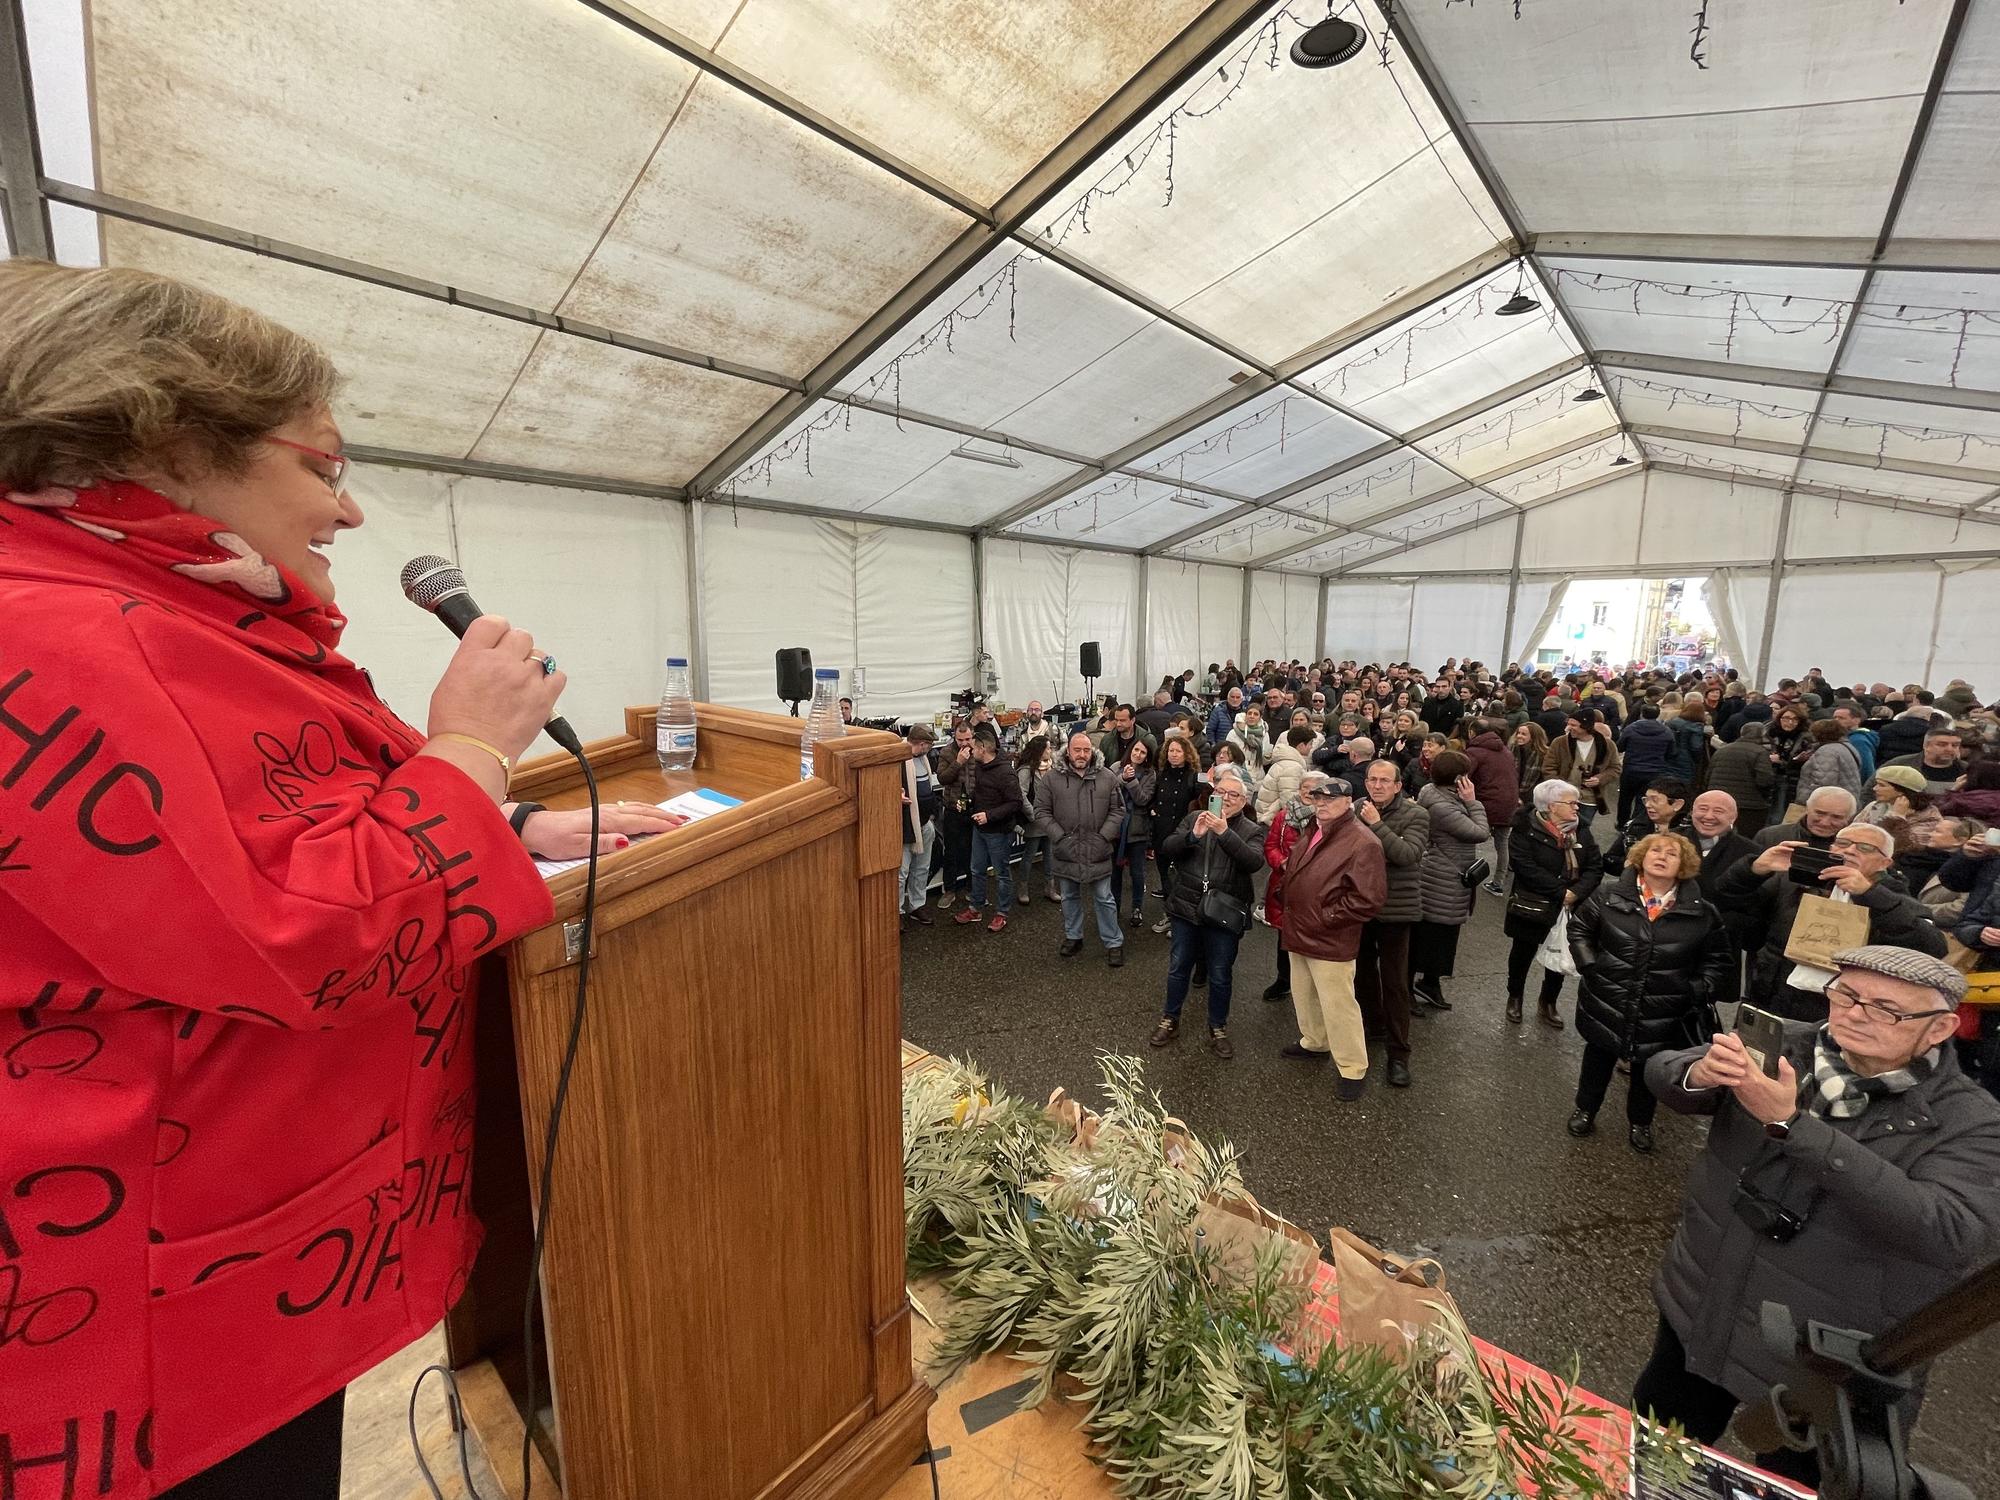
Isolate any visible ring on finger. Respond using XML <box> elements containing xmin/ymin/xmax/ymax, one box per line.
<box><xmin>529</xmin><ymin>650</ymin><xmax>558</xmax><ymax>676</ymax></box>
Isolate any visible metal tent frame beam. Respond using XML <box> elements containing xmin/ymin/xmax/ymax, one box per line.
<box><xmin>971</xmin><ymin>243</ymin><xmax>1516</xmax><ymax>537</ymax></box>
<box><xmin>683</xmin><ymin>0</ymin><xmax>1281</xmax><ymax>497</ymax></box>
<box><xmin>0</xmin><ymin>0</ymin><xmax>51</xmax><ymax>259</ymax></box>
<box><xmin>1528</xmin><ymin>230</ymin><xmax>2000</xmax><ymax>276</ymax></box>
<box><xmin>1597</xmin><ymin>350</ymin><xmax>2000</xmax><ymax>416</ymax></box>
<box><xmin>1629</xmin><ymin>422</ymin><xmax>2000</xmax><ymax>490</ymax></box>
<box><xmin>1242</xmin><ymin>425</ymin><xmax>1635</xmax><ymax>570</ymax></box>
<box><xmin>1328</xmin><ymin>468</ymin><xmax>1632</xmax><ymax>575</ymax></box>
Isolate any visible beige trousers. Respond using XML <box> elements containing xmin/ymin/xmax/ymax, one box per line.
<box><xmin>1289</xmin><ymin>953</ymin><xmax>1368</xmax><ymax>1080</ymax></box>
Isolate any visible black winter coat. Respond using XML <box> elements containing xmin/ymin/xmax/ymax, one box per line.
<box><xmin>1646</xmin><ymin>1023</ymin><xmax>2000</xmax><ymax>1408</ymax></box>
<box><xmin>1618</xmin><ymin>717</ymin><xmax>1673</xmax><ymax>776</ymax></box>
<box><xmin>1151</xmin><ymin>763</ymin><xmax>1204</xmax><ymax>849</ymax></box>
<box><xmin>1504</xmin><ymin>806</ymin><xmax>1605</xmax><ymax>941</ymax></box>
<box><xmin>1568</xmin><ymin>874</ymin><xmax>1737</xmax><ymax>1060</ymax></box>
<box><xmin>1161</xmin><ymin>809</ymin><xmax>1266</xmax><ymax>927</ymax></box>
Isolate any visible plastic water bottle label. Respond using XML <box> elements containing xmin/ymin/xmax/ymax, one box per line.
<box><xmin>662</xmin><ymin>728</ymin><xmax>696</xmax><ymax>752</ymax></box>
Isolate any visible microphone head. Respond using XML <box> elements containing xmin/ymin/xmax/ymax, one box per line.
<box><xmin>401</xmin><ymin>554</ymin><xmax>468</xmax><ymax>612</ymax></box>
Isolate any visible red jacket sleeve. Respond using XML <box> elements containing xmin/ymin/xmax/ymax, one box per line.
<box><xmin>0</xmin><ymin>588</ymin><xmax>553</xmax><ymax>1027</ymax></box>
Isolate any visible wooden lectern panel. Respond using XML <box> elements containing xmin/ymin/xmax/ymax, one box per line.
<box><xmin>450</xmin><ymin>704</ymin><xmax>928</xmax><ymax>1500</ymax></box>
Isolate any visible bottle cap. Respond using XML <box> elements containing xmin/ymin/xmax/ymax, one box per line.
<box><xmin>667</xmin><ymin>656</ymin><xmax>688</xmax><ymax>667</ymax></box>
<box><xmin>815</xmin><ymin>668</ymin><xmax>839</xmax><ymax>680</ymax></box>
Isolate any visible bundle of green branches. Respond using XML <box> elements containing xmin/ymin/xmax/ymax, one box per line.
<box><xmin>902</xmin><ymin>1052</ymin><xmax>1696</xmax><ymax>1500</ymax></box>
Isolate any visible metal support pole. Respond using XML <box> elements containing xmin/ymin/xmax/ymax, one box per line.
<box><xmin>1314</xmin><ymin>577</ymin><xmax>1330</xmax><ymax>663</ymax></box>
<box><xmin>685</xmin><ymin>499</ymin><xmax>710</xmax><ymax>701</ymax></box>
<box><xmin>971</xmin><ymin>533</ymin><xmax>988</xmax><ymax>695</ymax></box>
<box><xmin>0</xmin><ymin>0</ymin><xmax>53</xmax><ymax>260</ymax></box>
<box><xmin>1134</xmin><ymin>556</ymin><xmax>1150</xmax><ymax>703</ymax></box>
<box><xmin>1753</xmin><ymin>487</ymin><xmax>1796</xmax><ymax>691</ymax></box>
<box><xmin>1500</xmin><ymin>511</ymin><xmax>1526</xmax><ymax>664</ymax></box>
<box><xmin>1238</xmin><ymin>568</ymin><xmax>1253</xmax><ymax>671</ymax></box>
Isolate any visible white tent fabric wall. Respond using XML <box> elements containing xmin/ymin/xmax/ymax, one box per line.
<box><xmin>1146</xmin><ymin>559</ymin><xmax>1244</xmax><ymax>689</ymax></box>
<box><xmin>330</xmin><ymin>465</ymin><xmax>692</xmax><ymax>745</ymax></box>
<box><xmin>979</xmin><ymin>542</ymin><xmax>1141</xmax><ymax>709</ymax></box>
<box><xmin>1783</xmin><ymin>493</ymin><xmax>2000</xmax><ymax>562</ymax></box>
<box><xmin>1926</xmin><ymin>563</ymin><xmax>2000</xmax><ymax>687</ymax></box>
<box><xmin>333</xmin><ymin>466</ymin><xmax>461</xmax><ymax>731</ymax></box>
<box><xmin>1764</xmin><ymin>562</ymin><xmax>2000</xmax><ymax>690</ymax></box>
<box><xmin>700</xmin><ymin>509</ymin><xmax>976</xmax><ymax>720</ymax></box>
<box><xmin>1405</xmin><ymin>577</ymin><xmax>1512</xmax><ymax>670</ymax></box>
<box><xmin>1507</xmin><ymin>577</ymin><xmax>1569</xmax><ymax>665</ymax></box>
<box><xmin>455</xmin><ymin>477</ymin><xmax>692</xmax><ymax>745</ymax></box>
<box><xmin>1249</xmin><ymin>571</ymin><xmax>1319</xmax><ymax>664</ymax></box>
<box><xmin>1323</xmin><ymin>579</ymin><xmax>1416</xmax><ymax>663</ymax></box>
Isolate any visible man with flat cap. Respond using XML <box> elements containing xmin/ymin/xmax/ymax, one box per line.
<box><xmin>1633</xmin><ymin>946</ymin><xmax>2000</xmax><ymax>1489</ymax></box>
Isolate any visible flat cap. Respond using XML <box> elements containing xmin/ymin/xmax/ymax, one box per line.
<box><xmin>1871</xmin><ymin>765</ymin><xmax>1930</xmax><ymax>796</ymax></box>
<box><xmin>1832</xmin><ymin>945</ymin><xmax>1968</xmax><ymax>1004</ymax></box>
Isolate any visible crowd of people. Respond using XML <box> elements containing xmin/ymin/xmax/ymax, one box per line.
<box><xmin>897</xmin><ymin>651</ymin><xmax>2000</xmax><ymax>1488</ymax></box>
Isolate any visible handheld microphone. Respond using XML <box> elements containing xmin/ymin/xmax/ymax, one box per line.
<box><xmin>400</xmin><ymin>554</ymin><xmax>582</xmax><ymax>757</ymax></box>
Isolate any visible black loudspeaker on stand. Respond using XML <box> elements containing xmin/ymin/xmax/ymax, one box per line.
<box><xmin>1078</xmin><ymin>641</ymin><xmax>1101</xmax><ymax>717</ymax></box>
<box><xmin>776</xmin><ymin>647</ymin><xmax>813</xmax><ymax>714</ymax></box>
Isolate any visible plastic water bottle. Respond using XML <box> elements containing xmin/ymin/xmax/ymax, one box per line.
<box><xmin>800</xmin><ymin>667</ymin><xmax>844</xmax><ymax>780</ymax></box>
<box><xmin>656</xmin><ymin>657</ymin><xmax>697</xmax><ymax>772</ymax></box>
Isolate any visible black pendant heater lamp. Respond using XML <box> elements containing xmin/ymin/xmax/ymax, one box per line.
<box><xmin>1495</xmin><ymin>290</ymin><xmax>1541</xmax><ymax>316</ymax></box>
<box><xmin>1572</xmin><ymin>387</ymin><xmax>1605</xmax><ymax>403</ymax></box>
<box><xmin>1290</xmin><ymin>17</ymin><xmax>1367</xmax><ymax>67</ymax></box>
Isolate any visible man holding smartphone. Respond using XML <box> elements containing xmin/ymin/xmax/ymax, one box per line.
<box><xmin>1716</xmin><ymin>820</ymin><xmax>1946</xmax><ymax>1020</ymax></box>
<box><xmin>1635</xmin><ymin>947</ymin><xmax>2000</xmax><ymax>1491</ymax></box>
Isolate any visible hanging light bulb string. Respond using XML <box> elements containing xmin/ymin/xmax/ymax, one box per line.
<box><xmin>1610</xmin><ymin>373</ymin><xmax>2000</xmax><ymax>464</ymax></box>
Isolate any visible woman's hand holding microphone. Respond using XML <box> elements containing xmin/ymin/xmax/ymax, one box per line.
<box><xmin>419</xmin><ymin>615</ymin><xmax>567</xmax><ymax>800</ymax></box>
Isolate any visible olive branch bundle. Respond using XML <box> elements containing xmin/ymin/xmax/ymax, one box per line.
<box><xmin>903</xmin><ymin>1052</ymin><xmax>1697</xmax><ymax>1499</ymax></box>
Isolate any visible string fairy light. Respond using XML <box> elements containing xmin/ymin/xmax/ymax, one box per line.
<box><xmin>1610</xmin><ymin>373</ymin><xmax>2000</xmax><ymax>467</ymax></box>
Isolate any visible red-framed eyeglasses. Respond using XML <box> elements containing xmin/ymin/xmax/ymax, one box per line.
<box><xmin>269</xmin><ymin>437</ymin><xmax>350</xmax><ymax>495</ymax></box>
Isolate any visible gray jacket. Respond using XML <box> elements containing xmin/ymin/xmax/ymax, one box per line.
<box><xmin>1415</xmin><ymin>782</ymin><xmax>1490</xmax><ymax>926</ymax></box>
<box><xmin>1795</xmin><ymin>740</ymin><xmax>1864</xmax><ymax>804</ymax></box>
<box><xmin>1361</xmin><ymin>794</ymin><xmax>1429</xmax><ymax>924</ymax></box>
<box><xmin>1646</xmin><ymin>1024</ymin><xmax>2000</xmax><ymax>1408</ymax></box>
<box><xmin>1031</xmin><ymin>758</ymin><xmax>1126</xmax><ymax>882</ymax></box>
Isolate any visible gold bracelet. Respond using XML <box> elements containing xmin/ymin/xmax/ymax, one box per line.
<box><xmin>431</xmin><ymin>731</ymin><xmax>512</xmax><ymax>776</ymax></box>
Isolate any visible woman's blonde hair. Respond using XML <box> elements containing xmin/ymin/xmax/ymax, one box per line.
<box><xmin>1626</xmin><ymin>831</ymin><xmax>1701</xmax><ymax>879</ymax></box>
<box><xmin>0</xmin><ymin>260</ymin><xmax>339</xmax><ymax>491</ymax></box>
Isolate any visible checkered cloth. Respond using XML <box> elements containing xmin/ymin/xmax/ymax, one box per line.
<box><xmin>1810</xmin><ymin>1027</ymin><xmax>1938</xmax><ymax>1120</ymax></box>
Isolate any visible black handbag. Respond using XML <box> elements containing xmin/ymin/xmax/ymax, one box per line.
<box><xmin>1460</xmin><ymin>856</ymin><xmax>1492</xmax><ymax>889</ymax></box>
<box><xmin>1196</xmin><ymin>831</ymin><xmax>1251</xmax><ymax>935</ymax></box>
<box><xmin>1507</xmin><ymin>888</ymin><xmax>1558</xmax><ymax>923</ymax></box>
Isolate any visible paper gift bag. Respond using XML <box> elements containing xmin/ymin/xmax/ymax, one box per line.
<box><xmin>1192</xmin><ymin>1190</ymin><xmax>1321</xmax><ymax>1294</ymax></box>
<box><xmin>1782</xmin><ymin>892</ymin><xmax>1871</xmax><ymax>971</ymax></box>
<box><xmin>1783</xmin><ymin>801</ymin><xmax>1809</xmax><ymax>825</ymax></box>
<box><xmin>1328</xmin><ymin>1227</ymin><xmax>1460</xmax><ymax>1357</ymax></box>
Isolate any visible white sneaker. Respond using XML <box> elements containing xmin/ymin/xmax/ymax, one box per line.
<box><xmin>1151</xmin><ymin>917</ymin><xmax>1171</xmax><ymax>935</ymax></box>
<box><xmin>1252</xmin><ymin>902</ymin><xmax>1268</xmax><ymax>926</ymax></box>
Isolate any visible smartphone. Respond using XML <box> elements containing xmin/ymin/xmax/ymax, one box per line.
<box><xmin>1985</xmin><ymin>827</ymin><xmax>2000</xmax><ymax>848</ymax></box>
<box><xmin>1208</xmin><ymin>793</ymin><xmax>1224</xmax><ymax>817</ymax></box>
<box><xmin>1734</xmin><ymin>1004</ymin><xmax>1786</xmax><ymax>1079</ymax></box>
<box><xmin>1787</xmin><ymin>845</ymin><xmax>1838</xmax><ymax>886</ymax></box>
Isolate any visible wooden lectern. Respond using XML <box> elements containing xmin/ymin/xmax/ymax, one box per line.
<box><xmin>445</xmin><ymin>703</ymin><xmax>931</xmax><ymax>1499</ymax></box>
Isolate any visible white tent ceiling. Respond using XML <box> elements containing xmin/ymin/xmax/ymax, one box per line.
<box><xmin>4</xmin><ymin>0</ymin><xmax>1999</xmax><ymax>699</ymax></box>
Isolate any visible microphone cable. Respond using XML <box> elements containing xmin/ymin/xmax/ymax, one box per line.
<box><xmin>410</xmin><ymin>747</ymin><xmax>601</xmax><ymax>1500</ymax></box>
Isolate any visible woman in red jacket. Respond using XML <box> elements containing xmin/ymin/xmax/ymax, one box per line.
<box><xmin>0</xmin><ymin>262</ymin><xmax>676</xmax><ymax>1497</ymax></box>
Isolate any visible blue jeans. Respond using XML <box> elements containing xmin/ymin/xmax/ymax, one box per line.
<box><xmin>968</xmin><ymin>824</ymin><xmax>1014</xmax><ymax>913</ymax></box>
<box><xmin>1164</xmin><ymin>917</ymin><xmax>1240</xmax><ymax>1030</ymax></box>
<box><xmin>1019</xmin><ymin>833</ymin><xmax>1053</xmax><ymax>887</ymax></box>
<box><xmin>898</xmin><ymin>823</ymin><xmax>932</xmax><ymax>914</ymax></box>
<box><xmin>1060</xmin><ymin>876</ymin><xmax>1122</xmax><ymax>948</ymax></box>
<box><xmin>1110</xmin><ymin>849</ymin><xmax>1147</xmax><ymax>917</ymax></box>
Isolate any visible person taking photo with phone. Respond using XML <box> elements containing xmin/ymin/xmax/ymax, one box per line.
<box><xmin>1634</xmin><ymin>947</ymin><xmax>2000</xmax><ymax>1492</ymax></box>
<box><xmin>1716</xmin><ymin>820</ymin><xmax>1947</xmax><ymax>1021</ymax></box>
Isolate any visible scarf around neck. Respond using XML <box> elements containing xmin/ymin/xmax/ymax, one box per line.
<box><xmin>3</xmin><ymin>478</ymin><xmax>349</xmax><ymax>648</ymax></box>
<box><xmin>1811</xmin><ymin>1028</ymin><xmax>1938</xmax><ymax>1120</ymax></box>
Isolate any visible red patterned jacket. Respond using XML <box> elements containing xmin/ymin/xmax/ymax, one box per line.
<box><xmin>0</xmin><ymin>488</ymin><xmax>553</xmax><ymax>1495</ymax></box>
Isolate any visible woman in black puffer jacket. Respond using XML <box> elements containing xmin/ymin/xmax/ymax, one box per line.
<box><xmin>1566</xmin><ymin>832</ymin><xmax>1737</xmax><ymax>1154</ymax></box>
<box><xmin>1150</xmin><ymin>730</ymin><xmax>1207</xmax><ymax>933</ymax></box>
